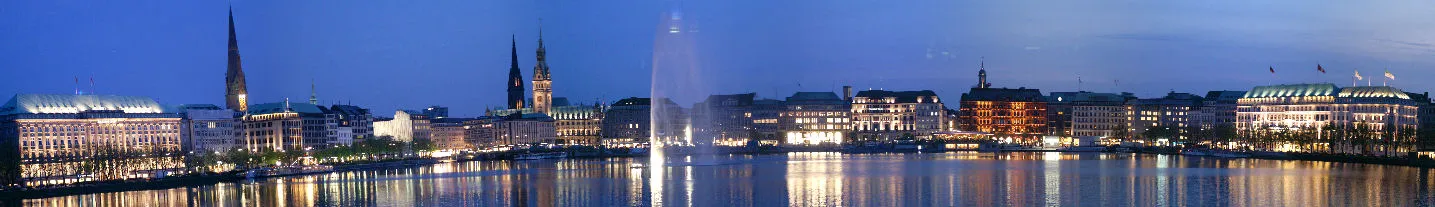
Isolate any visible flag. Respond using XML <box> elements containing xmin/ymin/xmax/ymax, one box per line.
<box><xmin>1317</xmin><ymin>64</ymin><xmax>1325</xmax><ymax>73</ymax></box>
<box><xmin>1269</xmin><ymin>66</ymin><xmax>1275</xmax><ymax>74</ymax></box>
<box><xmin>1355</xmin><ymin>70</ymin><xmax>1363</xmax><ymax>80</ymax></box>
<box><xmin>1385</xmin><ymin>69</ymin><xmax>1395</xmax><ymax>80</ymax></box>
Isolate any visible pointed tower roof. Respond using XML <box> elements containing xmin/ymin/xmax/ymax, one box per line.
<box><xmin>226</xmin><ymin>5</ymin><xmax>250</xmax><ymax>112</ymax></box>
<box><xmin>309</xmin><ymin>79</ymin><xmax>318</xmax><ymax>104</ymax></box>
<box><xmin>534</xmin><ymin>21</ymin><xmax>551</xmax><ymax>80</ymax></box>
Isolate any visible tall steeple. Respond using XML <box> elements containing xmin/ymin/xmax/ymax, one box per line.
<box><xmin>977</xmin><ymin>57</ymin><xmax>989</xmax><ymax>89</ymax></box>
<box><xmin>532</xmin><ymin>22</ymin><xmax>553</xmax><ymax>115</ymax></box>
<box><xmin>309</xmin><ymin>79</ymin><xmax>318</xmax><ymax>104</ymax></box>
<box><xmin>507</xmin><ymin>35</ymin><xmax>526</xmax><ymax>110</ymax></box>
<box><xmin>226</xmin><ymin>6</ymin><xmax>249</xmax><ymax>112</ymax></box>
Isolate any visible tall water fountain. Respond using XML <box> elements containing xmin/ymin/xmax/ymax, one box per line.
<box><xmin>648</xmin><ymin>6</ymin><xmax>706</xmax><ymax>207</ymax></box>
<box><xmin>650</xmin><ymin>8</ymin><xmax>706</xmax><ymax>155</ymax></box>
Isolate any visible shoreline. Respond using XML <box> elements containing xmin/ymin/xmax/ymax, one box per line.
<box><xmin>0</xmin><ymin>158</ymin><xmax>437</xmax><ymax>201</ymax></box>
<box><xmin>7</xmin><ymin>148</ymin><xmax>1433</xmax><ymax>201</ymax></box>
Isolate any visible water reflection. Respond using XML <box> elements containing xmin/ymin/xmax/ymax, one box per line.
<box><xmin>16</xmin><ymin>152</ymin><xmax>1435</xmax><ymax>206</ymax></box>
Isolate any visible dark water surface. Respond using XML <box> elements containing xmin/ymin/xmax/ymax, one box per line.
<box><xmin>22</xmin><ymin>152</ymin><xmax>1435</xmax><ymax>206</ymax></box>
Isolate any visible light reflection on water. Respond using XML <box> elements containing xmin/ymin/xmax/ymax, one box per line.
<box><xmin>17</xmin><ymin>152</ymin><xmax>1435</xmax><ymax>206</ymax></box>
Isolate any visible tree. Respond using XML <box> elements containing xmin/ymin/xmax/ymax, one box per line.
<box><xmin>412</xmin><ymin>138</ymin><xmax>437</xmax><ymax>153</ymax></box>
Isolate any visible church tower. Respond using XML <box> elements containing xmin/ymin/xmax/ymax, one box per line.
<box><xmin>532</xmin><ymin>26</ymin><xmax>553</xmax><ymax>115</ymax></box>
<box><xmin>507</xmin><ymin>36</ymin><xmax>526</xmax><ymax>110</ymax></box>
<box><xmin>226</xmin><ymin>7</ymin><xmax>249</xmax><ymax>112</ymax></box>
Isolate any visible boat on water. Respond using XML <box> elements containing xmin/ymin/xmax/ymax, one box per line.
<box><xmin>241</xmin><ymin>165</ymin><xmax>334</xmax><ymax>179</ymax></box>
<box><xmin>515</xmin><ymin>152</ymin><xmax>568</xmax><ymax>160</ymax></box>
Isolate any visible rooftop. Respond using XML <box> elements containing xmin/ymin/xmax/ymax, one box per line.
<box><xmin>1339</xmin><ymin>86</ymin><xmax>1411</xmax><ymax>99</ymax></box>
<box><xmin>247</xmin><ymin>101</ymin><xmax>329</xmax><ymax>115</ymax></box>
<box><xmin>856</xmin><ymin>90</ymin><xmax>940</xmax><ymax>103</ymax></box>
<box><xmin>1243</xmin><ymin>83</ymin><xmax>1339</xmax><ymax>98</ymax></box>
<box><xmin>1</xmin><ymin>94</ymin><xmax>166</xmax><ymax>115</ymax></box>
<box><xmin>960</xmin><ymin>88</ymin><xmax>1043</xmax><ymax>102</ymax></box>
<box><xmin>787</xmin><ymin>92</ymin><xmax>842</xmax><ymax>101</ymax></box>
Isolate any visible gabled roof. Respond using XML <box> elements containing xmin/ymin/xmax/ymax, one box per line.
<box><xmin>1</xmin><ymin>94</ymin><xmax>166</xmax><ymax>115</ymax></box>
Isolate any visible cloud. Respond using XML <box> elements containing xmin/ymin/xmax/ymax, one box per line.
<box><xmin>1096</xmin><ymin>33</ymin><xmax>1195</xmax><ymax>42</ymax></box>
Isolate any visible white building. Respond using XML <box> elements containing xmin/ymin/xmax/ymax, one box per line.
<box><xmin>373</xmin><ymin>110</ymin><xmax>431</xmax><ymax>142</ymax></box>
<box><xmin>1237</xmin><ymin>84</ymin><xmax>1421</xmax><ymax>156</ymax></box>
<box><xmin>852</xmin><ymin>90</ymin><xmax>946</xmax><ymax>142</ymax></box>
<box><xmin>781</xmin><ymin>92</ymin><xmax>849</xmax><ymax>145</ymax></box>
<box><xmin>0</xmin><ymin>94</ymin><xmax>186</xmax><ymax>187</ymax></box>
<box><xmin>176</xmin><ymin>104</ymin><xmax>240</xmax><ymax>153</ymax></box>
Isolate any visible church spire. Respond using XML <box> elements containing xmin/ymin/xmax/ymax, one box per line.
<box><xmin>507</xmin><ymin>35</ymin><xmax>525</xmax><ymax>109</ymax></box>
<box><xmin>226</xmin><ymin>5</ymin><xmax>249</xmax><ymax>112</ymax></box>
<box><xmin>309</xmin><ymin>79</ymin><xmax>318</xmax><ymax>105</ymax></box>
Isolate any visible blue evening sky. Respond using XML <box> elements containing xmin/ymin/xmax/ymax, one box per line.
<box><xmin>2</xmin><ymin>0</ymin><xmax>1433</xmax><ymax>117</ymax></box>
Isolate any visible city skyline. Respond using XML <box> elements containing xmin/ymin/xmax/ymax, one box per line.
<box><xmin>3</xmin><ymin>0</ymin><xmax>1434</xmax><ymax>117</ymax></box>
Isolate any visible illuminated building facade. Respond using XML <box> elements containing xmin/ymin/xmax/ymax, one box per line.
<box><xmin>422</xmin><ymin>105</ymin><xmax>448</xmax><ymax>119</ymax></box>
<box><xmin>1195</xmin><ymin>91</ymin><xmax>1246</xmax><ymax>130</ymax></box>
<box><xmin>328</xmin><ymin>104</ymin><xmax>374</xmax><ymax>141</ymax></box>
<box><xmin>0</xmin><ymin>94</ymin><xmax>185</xmax><ymax>187</ymax></box>
<box><xmin>751</xmin><ymin>99</ymin><xmax>785</xmax><ymax>146</ymax></box>
<box><xmin>780</xmin><ymin>92</ymin><xmax>849</xmax><ymax>145</ymax></box>
<box><xmin>852</xmin><ymin>90</ymin><xmax>946</xmax><ymax>142</ymax></box>
<box><xmin>1130</xmin><ymin>92</ymin><xmax>1203</xmax><ymax>143</ymax></box>
<box><xmin>692</xmin><ymin>93</ymin><xmax>758</xmax><ymax>147</ymax></box>
<box><xmin>1047</xmin><ymin>92</ymin><xmax>1135</xmax><ymax>137</ymax></box>
<box><xmin>430</xmin><ymin>118</ymin><xmax>472</xmax><ymax>150</ymax></box>
<box><xmin>373</xmin><ymin>110</ymin><xmax>431</xmax><ymax>143</ymax></box>
<box><xmin>462</xmin><ymin>118</ymin><xmax>498</xmax><ymax>147</ymax></box>
<box><xmin>1057</xmin><ymin>92</ymin><xmax>1135</xmax><ymax>140</ymax></box>
<box><xmin>550</xmin><ymin>98</ymin><xmax>605</xmax><ymax>146</ymax></box>
<box><xmin>241</xmin><ymin>101</ymin><xmax>338</xmax><ymax>151</ymax></box>
<box><xmin>498</xmin><ymin>114</ymin><xmax>556</xmax><ymax>145</ymax></box>
<box><xmin>175</xmin><ymin>104</ymin><xmax>239</xmax><ymax>153</ymax></box>
<box><xmin>959</xmin><ymin>88</ymin><xmax>1047</xmax><ymax>143</ymax></box>
<box><xmin>1237</xmin><ymin>84</ymin><xmax>1421</xmax><ymax>156</ymax></box>
<box><xmin>225</xmin><ymin>8</ymin><xmax>248</xmax><ymax>112</ymax></box>
<box><xmin>601</xmin><ymin>97</ymin><xmax>687</xmax><ymax>146</ymax></box>
<box><xmin>461</xmin><ymin>114</ymin><xmax>556</xmax><ymax>147</ymax></box>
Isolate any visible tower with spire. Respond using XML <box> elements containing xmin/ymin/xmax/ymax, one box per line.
<box><xmin>226</xmin><ymin>6</ymin><xmax>249</xmax><ymax>112</ymax></box>
<box><xmin>532</xmin><ymin>24</ymin><xmax>553</xmax><ymax>115</ymax></box>
<box><xmin>976</xmin><ymin>58</ymin><xmax>989</xmax><ymax>89</ymax></box>
<box><xmin>309</xmin><ymin>79</ymin><xmax>318</xmax><ymax>105</ymax></box>
<box><xmin>507</xmin><ymin>36</ymin><xmax>526</xmax><ymax>110</ymax></box>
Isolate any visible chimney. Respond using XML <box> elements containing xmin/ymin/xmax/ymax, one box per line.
<box><xmin>843</xmin><ymin>86</ymin><xmax>853</xmax><ymax>101</ymax></box>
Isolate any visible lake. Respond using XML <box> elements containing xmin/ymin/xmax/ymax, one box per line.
<box><xmin>20</xmin><ymin>152</ymin><xmax>1435</xmax><ymax>206</ymax></box>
